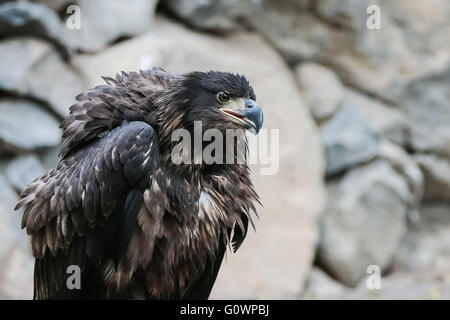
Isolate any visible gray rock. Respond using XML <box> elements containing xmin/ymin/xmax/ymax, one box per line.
<box><xmin>0</xmin><ymin>175</ymin><xmax>33</xmax><ymax>299</ymax></box>
<box><xmin>295</xmin><ymin>63</ymin><xmax>343</xmax><ymax>122</ymax></box>
<box><xmin>321</xmin><ymin>0</ymin><xmax>450</xmax><ymax>101</ymax></box>
<box><xmin>161</xmin><ymin>0</ymin><xmax>257</xmax><ymax>32</ymax></box>
<box><xmin>0</xmin><ymin>243</ymin><xmax>34</xmax><ymax>300</ymax></box>
<box><xmin>0</xmin><ymin>175</ymin><xmax>23</xmax><ymax>259</ymax></box>
<box><xmin>315</xmin><ymin>0</ymin><xmax>370</xmax><ymax>30</ymax></box>
<box><xmin>249</xmin><ymin>1</ymin><xmax>450</xmax><ymax>101</ymax></box>
<box><xmin>0</xmin><ymin>99</ymin><xmax>61</xmax><ymax>152</ymax></box>
<box><xmin>73</xmin><ymin>16</ymin><xmax>326</xmax><ymax>299</ymax></box>
<box><xmin>399</xmin><ymin>68</ymin><xmax>450</xmax><ymax>158</ymax></box>
<box><xmin>302</xmin><ymin>267</ymin><xmax>347</xmax><ymax>299</ymax></box>
<box><xmin>317</xmin><ymin>160</ymin><xmax>410</xmax><ymax>286</ymax></box>
<box><xmin>5</xmin><ymin>155</ymin><xmax>45</xmax><ymax>192</ymax></box>
<box><xmin>394</xmin><ymin>203</ymin><xmax>450</xmax><ymax>274</ymax></box>
<box><xmin>305</xmin><ymin>257</ymin><xmax>450</xmax><ymax>299</ymax></box>
<box><xmin>29</xmin><ymin>0</ymin><xmax>72</xmax><ymax>12</ymax></box>
<box><xmin>37</xmin><ymin>145</ymin><xmax>61</xmax><ymax>170</ymax></box>
<box><xmin>342</xmin><ymin>89</ymin><xmax>408</xmax><ymax>146</ymax></box>
<box><xmin>66</xmin><ymin>0</ymin><xmax>158</xmax><ymax>52</ymax></box>
<box><xmin>0</xmin><ymin>0</ymin><xmax>71</xmax><ymax>58</ymax></box>
<box><xmin>414</xmin><ymin>154</ymin><xmax>450</xmax><ymax>201</ymax></box>
<box><xmin>379</xmin><ymin>142</ymin><xmax>424</xmax><ymax>210</ymax></box>
<box><xmin>0</xmin><ymin>38</ymin><xmax>84</xmax><ymax>117</ymax></box>
<box><xmin>249</xmin><ymin>4</ymin><xmax>338</xmax><ymax>63</ymax></box>
<box><xmin>320</xmin><ymin>271</ymin><xmax>450</xmax><ymax>299</ymax></box>
<box><xmin>321</xmin><ymin>105</ymin><xmax>380</xmax><ymax>177</ymax></box>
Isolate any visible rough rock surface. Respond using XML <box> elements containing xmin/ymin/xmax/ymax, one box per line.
<box><xmin>4</xmin><ymin>155</ymin><xmax>45</xmax><ymax>192</ymax></box>
<box><xmin>65</xmin><ymin>0</ymin><xmax>158</xmax><ymax>52</ymax></box>
<box><xmin>295</xmin><ymin>63</ymin><xmax>343</xmax><ymax>122</ymax></box>
<box><xmin>249</xmin><ymin>0</ymin><xmax>450</xmax><ymax>101</ymax></box>
<box><xmin>394</xmin><ymin>203</ymin><xmax>450</xmax><ymax>273</ymax></box>
<box><xmin>0</xmin><ymin>176</ymin><xmax>33</xmax><ymax>300</ymax></box>
<box><xmin>302</xmin><ymin>267</ymin><xmax>347</xmax><ymax>299</ymax></box>
<box><xmin>414</xmin><ymin>154</ymin><xmax>450</xmax><ymax>201</ymax></box>
<box><xmin>378</xmin><ymin>142</ymin><xmax>424</xmax><ymax>209</ymax></box>
<box><xmin>317</xmin><ymin>160</ymin><xmax>410</xmax><ymax>286</ymax></box>
<box><xmin>0</xmin><ymin>1</ymin><xmax>71</xmax><ymax>58</ymax></box>
<box><xmin>161</xmin><ymin>0</ymin><xmax>256</xmax><ymax>32</ymax></box>
<box><xmin>321</xmin><ymin>105</ymin><xmax>380</xmax><ymax>177</ymax></box>
<box><xmin>73</xmin><ymin>17</ymin><xmax>326</xmax><ymax>299</ymax></box>
<box><xmin>0</xmin><ymin>38</ymin><xmax>84</xmax><ymax>117</ymax></box>
<box><xmin>399</xmin><ymin>67</ymin><xmax>450</xmax><ymax>157</ymax></box>
<box><xmin>0</xmin><ymin>99</ymin><xmax>61</xmax><ymax>152</ymax></box>
<box><xmin>341</xmin><ymin>89</ymin><xmax>408</xmax><ymax>146</ymax></box>
<box><xmin>304</xmin><ymin>270</ymin><xmax>450</xmax><ymax>299</ymax></box>
<box><xmin>29</xmin><ymin>0</ymin><xmax>72</xmax><ymax>12</ymax></box>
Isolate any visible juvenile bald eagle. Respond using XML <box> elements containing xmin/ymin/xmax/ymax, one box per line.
<box><xmin>15</xmin><ymin>67</ymin><xmax>263</xmax><ymax>300</ymax></box>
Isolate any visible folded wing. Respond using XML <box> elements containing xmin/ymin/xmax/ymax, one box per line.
<box><xmin>15</xmin><ymin>121</ymin><xmax>159</xmax><ymax>299</ymax></box>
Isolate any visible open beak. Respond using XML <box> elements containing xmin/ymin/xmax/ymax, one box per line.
<box><xmin>219</xmin><ymin>99</ymin><xmax>263</xmax><ymax>134</ymax></box>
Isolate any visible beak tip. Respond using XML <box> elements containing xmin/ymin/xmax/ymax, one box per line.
<box><xmin>244</xmin><ymin>103</ymin><xmax>263</xmax><ymax>134</ymax></box>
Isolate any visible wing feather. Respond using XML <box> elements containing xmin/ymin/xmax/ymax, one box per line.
<box><xmin>16</xmin><ymin>121</ymin><xmax>160</xmax><ymax>299</ymax></box>
<box><xmin>60</xmin><ymin>67</ymin><xmax>174</xmax><ymax>158</ymax></box>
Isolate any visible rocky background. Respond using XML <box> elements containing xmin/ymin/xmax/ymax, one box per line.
<box><xmin>0</xmin><ymin>0</ymin><xmax>449</xmax><ymax>300</ymax></box>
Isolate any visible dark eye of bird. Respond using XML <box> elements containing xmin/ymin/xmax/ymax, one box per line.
<box><xmin>217</xmin><ymin>91</ymin><xmax>230</xmax><ymax>103</ymax></box>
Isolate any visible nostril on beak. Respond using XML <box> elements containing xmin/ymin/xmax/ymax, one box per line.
<box><xmin>245</xmin><ymin>99</ymin><xmax>255</xmax><ymax>108</ymax></box>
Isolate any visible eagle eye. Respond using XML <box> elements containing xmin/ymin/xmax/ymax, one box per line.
<box><xmin>217</xmin><ymin>91</ymin><xmax>230</xmax><ymax>103</ymax></box>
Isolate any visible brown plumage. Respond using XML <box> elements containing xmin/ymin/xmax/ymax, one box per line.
<box><xmin>15</xmin><ymin>67</ymin><xmax>263</xmax><ymax>299</ymax></box>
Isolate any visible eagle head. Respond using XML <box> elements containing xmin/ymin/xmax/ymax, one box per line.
<box><xmin>171</xmin><ymin>71</ymin><xmax>263</xmax><ymax>135</ymax></box>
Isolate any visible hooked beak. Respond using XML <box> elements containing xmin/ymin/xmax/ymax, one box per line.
<box><xmin>219</xmin><ymin>99</ymin><xmax>263</xmax><ymax>134</ymax></box>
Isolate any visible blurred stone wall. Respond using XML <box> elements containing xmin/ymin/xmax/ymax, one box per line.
<box><xmin>0</xmin><ymin>0</ymin><xmax>449</xmax><ymax>299</ymax></box>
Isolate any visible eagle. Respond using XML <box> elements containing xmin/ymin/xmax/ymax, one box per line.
<box><xmin>15</xmin><ymin>67</ymin><xmax>263</xmax><ymax>300</ymax></box>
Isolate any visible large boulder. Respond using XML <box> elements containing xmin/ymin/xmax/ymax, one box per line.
<box><xmin>399</xmin><ymin>67</ymin><xmax>450</xmax><ymax>158</ymax></box>
<box><xmin>295</xmin><ymin>62</ymin><xmax>343</xmax><ymax>122</ymax></box>
<box><xmin>0</xmin><ymin>1</ymin><xmax>71</xmax><ymax>58</ymax></box>
<box><xmin>378</xmin><ymin>142</ymin><xmax>424</xmax><ymax>209</ymax></box>
<box><xmin>305</xmin><ymin>269</ymin><xmax>450</xmax><ymax>299</ymax></box>
<box><xmin>317</xmin><ymin>159</ymin><xmax>411</xmax><ymax>286</ymax></box>
<box><xmin>0</xmin><ymin>99</ymin><xmax>61</xmax><ymax>153</ymax></box>
<box><xmin>302</xmin><ymin>267</ymin><xmax>347</xmax><ymax>299</ymax></box>
<box><xmin>394</xmin><ymin>203</ymin><xmax>450</xmax><ymax>273</ymax></box>
<box><xmin>65</xmin><ymin>0</ymin><xmax>158</xmax><ymax>52</ymax></box>
<box><xmin>342</xmin><ymin>89</ymin><xmax>408</xmax><ymax>146</ymax></box>
<box><xmin>321</xmin><ymin>105</ymin><xmax>380</xmax><ymax>177</ymax></box>
<box><xmin>248</xmin><ymin>0</ymin><xmax>450</xmax><ymax>102</ymax></box>
<box><xmin>160</xmin><ymin>0</ymin><xmax>255</xmax><ymax>33</ymax></box>
<box><xmin>73</xmin><ymin>16</ymin><xmax>326</xmax><ymax>299</ymax></box>
<box><xmin>0</xmin><ymin>38</ymin><xmax>85</xmax><ymax>117</ymax></box>
<box><xmin>249</xmin><ymin>2</ymin><xmax>332</xmax><ymax>64</ymax></box>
